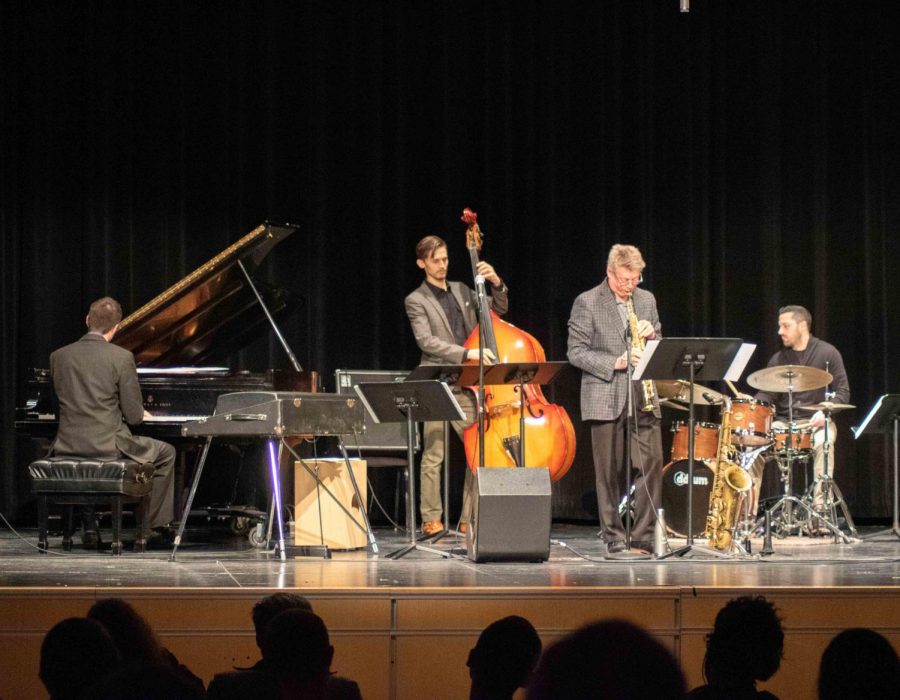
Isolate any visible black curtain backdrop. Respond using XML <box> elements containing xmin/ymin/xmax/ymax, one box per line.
<box><xmin>3</xmin><ymin>0</ymin><xmax>898</xmax><ymax>521</ymax></box>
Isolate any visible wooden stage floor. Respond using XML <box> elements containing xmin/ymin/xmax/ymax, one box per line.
<box><xmin>1</xmin><ymin>523</ymin><xmax>898</xmax><ymax>699</ymax></box>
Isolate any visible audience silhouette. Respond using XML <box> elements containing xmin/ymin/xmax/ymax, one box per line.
<box><xmin>263</xmin><ymin>609</ymin><xmax>337</xmax><ymax>700</ymax></box>
<box><xmin>688</xmin><ymin>595</ymin><xmax>784</xmax><ymax>700</ymax></box>
<box><xmin>818</xmin><ymin>627</ymin><xmax>900</xmax><ymax>700</ymax></box>
<box><xmin>87</xmin><ymin>597</ymin><xmax>204</xmax><ymax>693</ymax></box>
<box><xmin>39</xmin><ymin>617</ymin><xmax>120</xmax><ymax>700</ymax></box>
<box><xmin>526</xmin><ymin>619</ymin><xmax>685</xmax><ymax>699</ymax></box>
<box><xmin>467</xmin><ymin>615</ymin><xmax>542</xmax><ymax>700</ymax></box>
<box><xmin>207</xmin><ymin>592</ymin><xmax>361</xmax><ymax>700</ymax></box>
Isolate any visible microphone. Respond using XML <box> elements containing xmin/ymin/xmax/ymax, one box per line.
<box><xmin>703</xmin><ymin>392</ymin><xmax>720</xmax><ymax>404</ymax></box>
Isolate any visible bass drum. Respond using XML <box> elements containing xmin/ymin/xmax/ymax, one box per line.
<box><xmin>661</xmin><ymin>460</ymin><xmax>715</xmax><ymax>537</ymax></box>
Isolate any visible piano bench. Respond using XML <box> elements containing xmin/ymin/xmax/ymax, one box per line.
<box><xmin>28</xmin><ymin>458</ymin><xmax>154</xmax><ymax>556</ymax></box>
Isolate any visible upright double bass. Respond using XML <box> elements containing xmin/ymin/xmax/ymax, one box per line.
<box><xmin>460</xmin><ymin>208</ymin><xmax>576</xmax><ymax>481</ymax></box>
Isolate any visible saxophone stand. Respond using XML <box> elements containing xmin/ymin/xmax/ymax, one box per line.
<box><xmin>853</xmin><ymin>395</ymin><xmax>900</xmax><ymax>541</ymax></box>
<box><xmin>354</xmin><ymin>380</ymin><xmax>466</xmax><ymax>559</ymax></box>
<box><xmin>641</xmin><ymin>338</ymin><xmax>749</xmax><ymax>560</ymax></box>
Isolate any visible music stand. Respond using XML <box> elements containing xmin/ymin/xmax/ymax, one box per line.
<box><xmin>635</xmin><ymin>338</ymin><xmax>749</xmax><ymax>559</ymax></box>
<box><xmin>355</xmin><ymin>380</ymin><xmax>465</xmax><ymax>559</ymax></box>
<box><xmin>853</xmin><ymin>395</ymin><xmax>900</xmax><ymax>541</ymax></box>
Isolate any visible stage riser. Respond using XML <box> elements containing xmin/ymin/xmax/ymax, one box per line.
<box><xmin>0</xmin><ymin>588</ymin><xmax>896</xmax><ymax>700</ymax></box>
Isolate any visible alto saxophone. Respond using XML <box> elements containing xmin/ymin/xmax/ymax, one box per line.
<box><xmin>626</xmin><ymin>294</ymin><xmax>656</xmax><ymax>412</ymax></box>
<box><xmin>704</xmin><ymin>398</ymin><xmax>753</xmax><ymax>551</ymax></box>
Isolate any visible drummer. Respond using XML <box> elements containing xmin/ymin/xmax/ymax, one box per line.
<box><xmin>749</xmin><ymin>305</ymin><xmax>850</xmax><ymax>510</ymax></box>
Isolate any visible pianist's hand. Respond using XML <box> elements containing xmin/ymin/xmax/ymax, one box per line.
<box><xmin>143</xmin><ymin>410</ymin><xmax>153</xmax><ymax>420</ymax></box>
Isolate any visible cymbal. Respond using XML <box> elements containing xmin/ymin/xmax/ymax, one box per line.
<box><xmin>656</xmin><ymin>379</ymin><xmax>723</xmax><ymax>405</ymax></box>
<box><xmin>746</xmin><ymin>365</ymin><xmax>833</xmax><ymax>393</ymax></box>
<box><xmin>659</xmin><ymin>399</ymin><xmax>689</xmax><ymax>412</ymax></box>
<box><xmin>795</xmin><ymin>402</ymin><xmax>856</xmax><ymax>413</ymax></box>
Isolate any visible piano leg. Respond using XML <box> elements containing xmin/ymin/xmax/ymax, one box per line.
<box><xmin>169</xmin><ymin>436</ymin><xmax>213</xmax><ymax>561</ymax></box>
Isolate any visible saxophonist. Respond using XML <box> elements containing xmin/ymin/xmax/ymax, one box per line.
<box><xmin>567</xmin><ymin>244</ymin><xmax>664</xmax><ymax>553</ymax></box>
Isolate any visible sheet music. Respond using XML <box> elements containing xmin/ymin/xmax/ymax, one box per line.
<box><xmin>632</xmin><ymin>339</ymin><xmax>658</xmax><ymax>381</ymax></box>
<box><xmin>724</xmin><ymin>343</ymin><xmax>756</xmax><ymax>382</ymax></box>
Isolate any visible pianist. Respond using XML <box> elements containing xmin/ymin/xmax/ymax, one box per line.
<box><xmin>48</xmin><ymin>297</ymin><xmax>175</xmax><ymax>547</ymax></box>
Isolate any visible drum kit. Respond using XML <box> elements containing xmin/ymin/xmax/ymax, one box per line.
<box><xmin>659</xmin><ymin>365</ymin><xmax>857</xmax><ymax>546</ymax></box>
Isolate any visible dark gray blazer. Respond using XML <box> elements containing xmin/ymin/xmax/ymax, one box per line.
<box><xmin>49</xmin><ymin>333</ymin><xmax>151</xmax><ymax>461</ymax></box>
<box><xmin>567</xmin><ymin>279</ymin><xmax>661</xmax><ymax>421</ymax></box>
<box><xmin>404</xmin><ymin>280</ymin><xmax>509</xmax><ymax>366</ymax></box>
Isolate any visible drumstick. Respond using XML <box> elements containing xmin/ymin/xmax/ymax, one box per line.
<box><xmin>725</xmin><ymin>380</ymin><xmax>741</xmax><ymax>397</ymax></box>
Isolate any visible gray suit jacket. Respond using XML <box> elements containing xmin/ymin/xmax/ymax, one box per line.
<box><xmin>567</xmin><ymin>280</ymin><xmax>661</xmax><ymax>421</ymax></box>
<box><xmin>49</xmin><ymin>333</ymin><xmax>152</xmax><ymax>461</ymax></box>
<box><xmin>405</xmin><ymin>280</ymin><xmax>509</xmax><ymax>365</ymax></box>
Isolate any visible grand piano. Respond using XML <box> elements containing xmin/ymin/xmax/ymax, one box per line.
<box><xmin>16</xmin><ymin>221</ymin><xmax>318</xmax><ymax>437</ymax></box>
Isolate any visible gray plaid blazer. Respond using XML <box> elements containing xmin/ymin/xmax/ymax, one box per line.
<box><xmin>567</xmin><ymin>279</ymin><xmax>661</xmax><ymax>421</ymax></box>
<box><xmin>405</xmin><ymin>281</ymin><xmax>509</xmax><ymax>366</ymax></box>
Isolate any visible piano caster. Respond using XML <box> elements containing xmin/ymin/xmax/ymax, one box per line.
<box><xmin>249</xmin><ymin>523</ymin><xmax>267</xmax><ymax>549</ymax></box>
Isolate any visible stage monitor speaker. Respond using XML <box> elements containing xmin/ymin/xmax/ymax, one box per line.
<box><xmin>335</xmin><ymin>369</ymin><xmax>420</xmax><ymax>451</ymax></box>
<box><xmin>466</xmin><ymin>467</ymin><xmax>552</xmax><ymax>563</ymax></box>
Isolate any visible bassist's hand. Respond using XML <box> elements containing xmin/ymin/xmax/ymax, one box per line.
<box><xmin>467</xmin><ymin>348</ymin><xmax>497</xmax><ymax>364</ymax></box>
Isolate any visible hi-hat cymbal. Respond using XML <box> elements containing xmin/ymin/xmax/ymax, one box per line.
<box><xmin>795</xmin><ymin>401</ymin><xmax>856</xmax><ymax>413</ymax></box>
<box><xmin>656</xmin><ymin>379</ymin><xmax>723</xmax><ymax>405</ymax></box>
<box><xmin>746</xmin><ymin>365</ymin><xmax>833</xmax><ymax>393</ymax></box>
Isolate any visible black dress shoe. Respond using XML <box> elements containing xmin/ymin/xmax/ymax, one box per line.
<box><xmin>630</xmin><ymin>540</ymin><xmax>653</xmax><ymax>553</ymax></box>
<box><xmin>606</xmin><ymin>540</ymin><xmax>626</xmax><ymax>554</ymax></box>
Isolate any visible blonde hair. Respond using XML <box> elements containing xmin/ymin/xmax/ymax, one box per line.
<box><xmin>606</xmin><ymin>243</ymin><xmax>647</xmax><ymax>272</ymax></box>
<box><xmin>607</xmin><ymin>244</ymin><xmax>646</xmax><ymax>272</ymax></box>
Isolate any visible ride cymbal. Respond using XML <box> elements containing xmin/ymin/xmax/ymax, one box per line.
<box><xmin>795</xmin><ymin>401</ymin><xmax>856</xmax><ymax>413</ymax></box>
<box><xmin>746</xmin><ymin>365</ymin><xmax>832</xmax><ymax>393</ymax></box>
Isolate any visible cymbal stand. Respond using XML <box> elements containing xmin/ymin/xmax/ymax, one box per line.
<box><xmin>734</xmin><ymin>443</ymin><xmax>770</xmax><ymax>541</ymax></box>
<box><xmin>802</xmin><ymin>404</ymin><xmax>856</xmax><ymax>542</ymax></box>
<box><xmin>757</xmin><ymin>381</ymin><xmax>824</xmax><ymax>538</ymax></box>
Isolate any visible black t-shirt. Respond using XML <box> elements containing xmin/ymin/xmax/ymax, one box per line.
<box><xmin>754</xmin><ymin>336</ymin><xmax>850</xmax><ymax>421</ymax></box>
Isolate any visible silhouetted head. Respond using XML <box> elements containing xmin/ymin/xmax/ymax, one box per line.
<box><xmin>251</xmin><ymin>592</ymin><xmax>313</xmax><ymax>650</ymax></box>
<box><xmin>88</xmin><ymin>598</ymin><xmax>165</xmax><ymax>666</ymax></box>
<box><xmin>468</xmin><ymin>615</ymin><xmax>542</xmax><ymax>699</ymax></box>
<box><xmin>818</xmin><ymin>628</ymin><xmax>899</xmax><ymax>700</ymax></box>
<box><xmin>704</xmin><ymin>596</ymin><xmax>784</xmax><ymax>686</ymax></box>
<box><xmin>263</xmin><ymin>609</ymin><xmax>334</xmax><ymax>690</ymax></box>
<box><xmin>526</xmin><ymin>619</ymin><xmax>685</xmax><ymax>700</ymax></box>
<box><xmin>40</xmin><ymin>617</ymin><xmax>120</xmax><ymax>700</ymax></box>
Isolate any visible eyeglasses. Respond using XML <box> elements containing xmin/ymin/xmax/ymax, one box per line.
<box><xmin>610</xmin><ymin>270</ymin><xmax>643</xmax><ymax>288</ymax></box>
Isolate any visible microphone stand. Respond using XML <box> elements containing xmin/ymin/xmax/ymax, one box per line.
<box><xmin>607</xmin><ymin>320</ymin><xmax>650</xmax><ymax>560</ymax></box>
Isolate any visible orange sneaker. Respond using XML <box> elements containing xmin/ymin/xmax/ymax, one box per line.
<box><xmin>421</xmin><ymin>520</ymin><xmax>444</xmax><ymax>536</ymax></box>
<box><xmin>458</xmin><ymin>522</ymin><xmax>468</xmax><ymax>534</ymax></box>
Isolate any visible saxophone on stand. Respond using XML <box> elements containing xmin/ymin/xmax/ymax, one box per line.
<box><xmin>625</xmin><ymin>294</ymin><xmax>656</xmax><ymax>412</ymax></box>
<box><xmin>705</xmin><ymin>397</ymin><xmax>753</xmax><ymax>551</ymax></box>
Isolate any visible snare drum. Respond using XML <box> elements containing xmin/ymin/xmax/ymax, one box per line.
<box><xmin>771</xmin><ymin>427</ymin><xmax>814</xmax><ymax>453</ymax></box>
<box><xmin>670</xmin><ymin>421</ymin><xmax>720</xmax><ymax>462</ymax></box>
<box><xmin>729</xmin><ymin>398</ymin><xmax>774</xmax><ymax>447</ymax></box>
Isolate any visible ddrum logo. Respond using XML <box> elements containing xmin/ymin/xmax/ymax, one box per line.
<box><xmin>674</xmin><ymin>471</ymin><xmax>709</xmax><ymax>487</ymax></box>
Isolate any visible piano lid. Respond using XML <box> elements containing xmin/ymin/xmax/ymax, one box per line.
<box><xmin>114</xmin><ymin>222</ymin><xmax>298</xmax><ymax>367</ymax></box>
